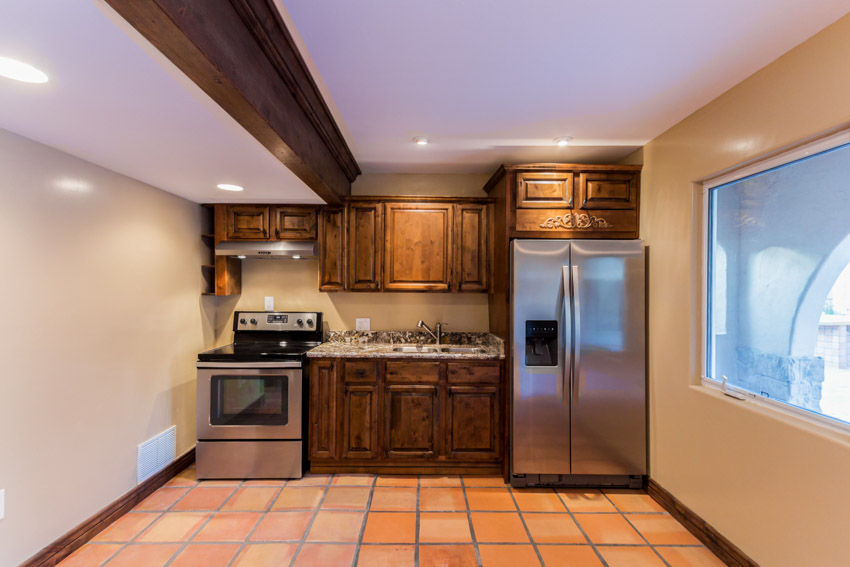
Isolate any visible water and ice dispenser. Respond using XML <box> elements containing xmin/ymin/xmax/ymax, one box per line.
<box><xmin>525</xmin><ymin>320</ymin><xmax>558</xmax><ymax>366</ymax></box>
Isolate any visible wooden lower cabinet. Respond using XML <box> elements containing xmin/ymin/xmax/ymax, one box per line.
<box><xmin>342</xmin><ymin>384</ymin><xmax>379</xmax><ymax>460</ymax></box>
<box><xmin>446</xmin><ymin>385</ymin><xmax>500</xmax><ymax>460</ymax></box>
<box><xmin>309</xmin><ymin>359</ymin><xmax>338</xmax><ymax>460</ymax></box>
<box><xmin>385</xmin><ymin>384</ymin><xmax>439</xmax><ymax>459</ymax></box>
<box><xmin>309</xmin><ymin>358</ymin><xmax>504</xmax><ymax>474</ymax></box>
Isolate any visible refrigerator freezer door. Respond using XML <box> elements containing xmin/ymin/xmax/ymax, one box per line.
<box><xmin>569</xmin><ymin>240</ymin><xmax>646</xmax><ymax>475</ymax></box>
<box><xmin>511</xmin><ymin>240</ymin><xmax>572</xmax><ymax>475</ymax></box>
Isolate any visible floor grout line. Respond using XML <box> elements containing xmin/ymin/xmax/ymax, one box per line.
<box><xmin>506</xmin><ymin>487</ymin><xmax>547</xmax><ymax>567</ymax></box>
<box><xmin>222</xmin><ymin>480</ymin><xmax>286</xmax><ymax>567</ymax></box>
<box><xmin>351</xmin><ymin>475</ymin><xmax>378</xmax><ymax>567</ymax></box>
<box><xmin>287</xmin><ymin>475</ymin><xmax>333</xmax><ymax>567</ymax></box>
<box><xmin>414</xmin><ymin>475</ymin><xmax>421</xmax><ymax>567</ymax></box>
<box><xmin>160</xmin><ymin>478</ymin><xmax>247</xmax><ymax>567</ymax></box>
<box><xmin>600</xmin><ymin>491</ymin><xmax>673</xmax><ymax>567</ymax></box>
<box><xmin>458</xmin><ymin>476</ymin><xmax>483</xmax><ymax>567</ymax></box>
<box><xmin>548</xmin><ymin>488</ymin><xmax>611</xmax><ymax>567</ymax></box>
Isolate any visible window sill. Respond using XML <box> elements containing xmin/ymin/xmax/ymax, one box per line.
<box><xmin>696</xmin><ymin>377</ymin><xmax>850</xmax><ymax>443</ymax></box>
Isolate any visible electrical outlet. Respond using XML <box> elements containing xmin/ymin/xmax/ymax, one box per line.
<box><xmin>264</xmin><ymin>296</ymin><xmax>274</xmax><ymax>311</ymax></box>
<box><xmin>0</xmin><ymin>489</ymin><xmax>5</xmax><ymax>520</ymax></box>
<box><xmin>355</xmin><ymin>317</ymin><xmax>371</xmax><ymax>331</ymax></box>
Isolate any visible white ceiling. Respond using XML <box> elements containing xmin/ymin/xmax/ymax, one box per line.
<box><xmin>284</xmin><ymin>0</ymin><xmax>850</xmax><ymax>173</ymax></box>
<box><xmin>0</xmin><ymin>1</ymin><xmax>848</xmax><ymax>203</ymax></box>
<box><xmin>0</xmin><ymin>1</ymin><xmax>323</xmax><ymax>204</ymax></box>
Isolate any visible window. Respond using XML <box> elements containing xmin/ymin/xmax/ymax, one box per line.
<box><xmin>706</xmin><ymin>136</ymin><xmax>850</xmax><ymax>426</ymax></box>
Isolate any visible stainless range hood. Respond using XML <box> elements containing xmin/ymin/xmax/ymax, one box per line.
<box><xmin>215</xmin><ymin>241</ymin><xmax>318</xmax><ymax>259</ymax></box>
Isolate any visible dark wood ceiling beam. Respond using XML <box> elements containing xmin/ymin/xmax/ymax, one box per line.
<box><xmin>105</xmin><ymin>0</ymin><xmax>360</xmax><ymax>204</ymax></box>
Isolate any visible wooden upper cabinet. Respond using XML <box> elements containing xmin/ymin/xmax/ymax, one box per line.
<box><xmin>348</xmin><ymin>203</ymin><xmax>383</xmax><ymax>291</ymax></box>
<box><xmin>319</xmin><ymin>207</ymin><xmax>346</xmax><ymax>291</ymax></box>
<box><xmin>273</xmin><ymin>207</ymin><xmax>317</xmax><ymax>240</ymax></box>
<box><xmin>226</xmin><ymin>205</ymin><xmax>269</xmax><ymax>240</ymax></box>
<box><xmin>384</xmin><ymin>203</ymin><xmax>454</xmax><ymax>291</ymax></box>
<box><xmin>455</xmin><ymin>204</ymin><xmax>490</xmax><ymax>292</ymax></box>
<box><xmin>578</xmin><ymin>172</ymin><xmax>638</xmax><ymax>210</ymax></box>
<box><xmin>517</xmin><ymin>172</ymin><xmax>574</xmax><ymax>208</ymax></box>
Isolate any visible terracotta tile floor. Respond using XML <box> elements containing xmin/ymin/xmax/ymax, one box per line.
<box><xmin>59</xmin><ymin>466</ymin><xmax>725</xmax><ymax>566</ymax></box>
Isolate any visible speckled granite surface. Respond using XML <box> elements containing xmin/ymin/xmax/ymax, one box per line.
<box><xmin>307</xmin><ymin>331</ymin><xmax>504</xmax><ymax>359</ymax></box>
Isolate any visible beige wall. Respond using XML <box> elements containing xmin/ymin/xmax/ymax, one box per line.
<box><xmin>0</xmin><ymin>128</ymin><xmax>211</xmax><ymax>566</ymax></box>
<box><xmin>212</xmin><ymin>173</ymin><xmax>492</xmax><ymax>339</ymax></box>
<box><xmin>633</xmin><ymin>14</ymin><xmax>850</xmax><ymax>567</ymax></box>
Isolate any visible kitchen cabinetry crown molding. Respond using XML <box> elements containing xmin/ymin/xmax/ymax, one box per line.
<box><xmin>105</xmin><ymin>0</ymin><xmax>359</xmax><ymax>203</ymax></box>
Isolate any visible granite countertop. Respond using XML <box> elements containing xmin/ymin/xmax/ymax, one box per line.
<box><xmin>307</xmin><ymin>330</ymin><xmax>504</xmax><ymax>360</ymax></box>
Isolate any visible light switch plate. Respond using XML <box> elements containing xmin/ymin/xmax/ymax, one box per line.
<box><xmin>356</xmin><ymin>318</ymin><xmax>371</xmax><ymax>331</ymax></box>
<box><xmin>0</xmin><ymin>489</ymin><xmax>5</xmax><ymax>520</ymax></box>
<box><xmin>264</xmin><ymin>296</ymin><xmax>274</xmax><ymax>311</ymax></box>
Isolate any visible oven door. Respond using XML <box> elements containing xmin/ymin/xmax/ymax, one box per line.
<box><xmin>196</xmin><ymin>362</ymin><xmax>301</xmax><ymax>440</ymax></box>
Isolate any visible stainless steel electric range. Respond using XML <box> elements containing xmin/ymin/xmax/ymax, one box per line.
<box><xmin>195</xmin><ymin>311</ymin><xmax>321</xmax><ymax>479</ymax></box>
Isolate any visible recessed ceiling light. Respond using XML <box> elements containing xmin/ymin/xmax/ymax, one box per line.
<box><xmin>554</xmin><ymin>136</ymin><xmax>573</xmax><ymax>147</ymax></box>
<box><xmin>0</xmin><ymin>56</ymin><xmax>48</xmax><ymax>83</ymax></box>
<box><xmin>217</xmin><ymin>183</ymin><xmax>244</xmax><ymax>191</ymax></box>
<box><xmin>413</xmin><ymin>136</ymin><xmax>429</xmax><ymax>145</ymax></box>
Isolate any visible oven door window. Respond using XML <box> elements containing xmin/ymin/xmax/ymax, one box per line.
<box><xmin>210</xmin><ymin>376</ymin><xmax>288</xmax><ymax>426</ymax></box>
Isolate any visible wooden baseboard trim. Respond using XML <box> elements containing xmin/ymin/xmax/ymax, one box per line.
<box><xmin>20</xmin><ymin>447</ymin><xmax>196</xmax><ymax>567</ymax></box>
<box><xmin>646</xmin><ymin>478</ymin><xmax>759</xmax><ymax>567</ymax></box>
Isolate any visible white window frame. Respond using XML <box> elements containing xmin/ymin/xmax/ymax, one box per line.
<box><xmin>701</xmin><ymin>128</ymin><xmax>850</xmax><ymax>436</ymax></box>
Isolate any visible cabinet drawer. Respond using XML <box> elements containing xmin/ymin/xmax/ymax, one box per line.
<box><xmin>447</xmin><ymin>362</ymin><xmax>500</xmax><ymax>384</ymax></box>
<box><xmin>517</xmin><ymin>172</ymin><xmax>574</xmax><ymax>209</ymax></box>
<box><xmin>344</xmin><ymin>360</ymin><xmax>379</xmax><ymax>382</ymax></box>
<box><xmin>578</xmin><ymin>172</ymin><xmax>638</xmax><ymax>210</ymax></box>
<box><xmin>385</xmin><ymin>361</ymin><xmax>440</xmax><ymax>383</ymax></box>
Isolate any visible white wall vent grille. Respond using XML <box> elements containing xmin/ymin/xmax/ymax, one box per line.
<box><xmin>137</xmin><ymin>425</ymin><xmax>177</xmax><ymax>484</ymax></box>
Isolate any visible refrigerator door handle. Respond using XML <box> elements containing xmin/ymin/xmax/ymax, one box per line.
<box><xmin>562</xmin><ymin>265</ymin><xmax>571</xmax><ymax>405</ymax></box>
<box><xmin>572</xmin><ymin>265</ymin><xmax>582</xmax><ymax>404</ymax></box>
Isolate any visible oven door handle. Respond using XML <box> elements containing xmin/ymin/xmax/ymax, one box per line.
<box><xmin>196</xmin><ymin>361</ymin><xmax>302</xmax><ymax>369</ymax></box>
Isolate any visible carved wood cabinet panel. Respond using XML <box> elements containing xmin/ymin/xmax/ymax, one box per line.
<box><xmin>485</xmin><ymin>164</ymin><xmax>641</xmax><ymax>239</ymax></box>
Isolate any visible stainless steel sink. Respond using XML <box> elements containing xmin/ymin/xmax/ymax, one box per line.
<box><xmin>441</xmin><ymin>347</ymin><xmax>484</xmax><ymax>354</ymax></box>
<box><xmin>391</xmin><ymin>345</ymin><xmax>440</xmax><ymax>353</ymax></box>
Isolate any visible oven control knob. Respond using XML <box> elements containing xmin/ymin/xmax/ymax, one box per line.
<box><xmin>296</xmin><ymin>318</ymin><xmax>303</xmax><ymax>327</ymax></box>
<box><xmin>250</xmin><ymin>318</ymin><xmax>257</xmax><ymax>325</ymax></box>
<box><xmin>239</xmin><ymin>318</ymin><xmax>247</xmax><ymax>325</ymax></box>
<box><xmin>307</xmin><ymin>318</ymin><xmax>314</xmax><ymax>327</ymax></box>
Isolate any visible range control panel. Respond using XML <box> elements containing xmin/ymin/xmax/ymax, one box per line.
<box><xmin>234</xmin><ymin>311</ymin><xmax>319</xmax><ymax>331</ymax></box>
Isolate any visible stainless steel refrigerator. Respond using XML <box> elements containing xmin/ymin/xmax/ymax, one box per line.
<box><xmin>511</xmin><ymin>239</ymin><xmax>646</xmax><ymax>488</ymax></box>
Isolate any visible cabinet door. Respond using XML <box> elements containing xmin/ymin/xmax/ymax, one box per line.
<box><xmin>517</xmin><ymin>172</ymin><xmax>574</xmax><ymax>209</ymax></box>
<box><xmin>454</xmin><ymin>204</ymin><xmax>490</xmax><ymax>292</ymax></box>
<box><xmin>226</xmin><ymin>205</ymin><xmax>270</xmax><ymax>240</ymax></box>
<box><xmin>273</xmin><ymin>207</ymin><xmax>317</xmax><ymax>240</ymax></box>
<box><xmin>309</xmin><ymin>360</ymin><xmax>338</xmax><ymax>460</ymax></box>
<box><xmin>446</xmin><ymin>385</ymin><xmax>500</xmax><ymax>460</ymax></box>
<box><xmin>318</xmin><ymin>208</ymin><xmax>346</xmax><ymax>291</ymax></box>
<box><xmin>348</xmin><ymin>203</ymin><xmax>383</xmax><ymax>290</ymax></box>
<box><xmin>577</xmin><ymin>172</ymin><xmax>638</xmax><ymax>210</ymax></box>
<box><xmin>342</xmin><ymin>384</ymin><xmax>379</xmax><ymax>460</ymax></box>
<box><xmin>384</xmin><ymin>203</ymin><xmax>453</xmax><ymax>291</ymax></box>
<box><xmin>385</xmin><ymin>384</ymin><xmax>440</xmax><ymax>458</ymax></box>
